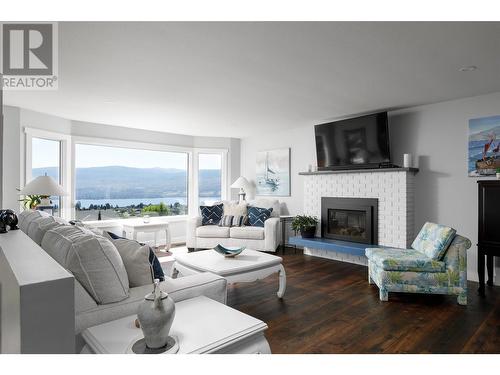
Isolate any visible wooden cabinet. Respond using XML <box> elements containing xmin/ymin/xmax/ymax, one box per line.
<box><xmin>477</xmin><ymin>180</ymin><xmax>500</xmax><ymax>295</ymax></box>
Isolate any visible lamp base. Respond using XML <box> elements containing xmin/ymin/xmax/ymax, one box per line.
<box><xmin>238</xmin><ymin>191</ymin><xmax>246</xmax><ymax>202</ymax></box>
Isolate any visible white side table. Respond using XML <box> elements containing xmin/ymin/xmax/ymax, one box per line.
<box><xmin>81</xmin><ymin>296</ymin><xmax>271</xmax><ymax>354</ymax></box>
<box><xmin>122</xmin><ymin>221</ymin><xmax>171</xmax><ymax>251</ymax></box>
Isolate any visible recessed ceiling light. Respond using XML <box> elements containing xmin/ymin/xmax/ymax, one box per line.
<box><xmin>103</xmin><ymin>100</ymin><xmax>115</xmax><ymax>104</ymax></box>
<box><xmin>459</xmin><ymin>65</ymin><xmax>478</xmax><ymax>72</ymax></box>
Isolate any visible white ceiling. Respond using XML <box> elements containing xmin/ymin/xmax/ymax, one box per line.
<box><xmin>4</xmin><ymin>22</ymin><xmax>500</xmax><ymax>138</ymax></box>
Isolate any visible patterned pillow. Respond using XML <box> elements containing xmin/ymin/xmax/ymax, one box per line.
<box><xmin>200</xmin><ymin>204</ymin><xmax>224</xmax><ymax>226</ymax></box>
<box><xmin>219</xmin><ymin>215</ymin><xmax>247</xmax><ymax>227</ymax></box>
<box><xmin>248</xmin><ymin>207</ymin><xmax>273</xmax><ymax>227</ymax></box>
<box><xmin>411</xmin><ymin>222</ymin><xmax>457</xmax><ymax>260</ymax></box>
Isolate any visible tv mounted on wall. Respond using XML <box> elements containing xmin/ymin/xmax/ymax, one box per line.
<box><xmin>314</xmin><ymin>112</ymin><xmax>391</xmax><ymax>170</ymax></box>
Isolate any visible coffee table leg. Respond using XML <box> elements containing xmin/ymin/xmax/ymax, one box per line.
<box><xmin>277</xmin><ymin>264</ymin><xmax>286</xmax><ymax>298</ymax></box>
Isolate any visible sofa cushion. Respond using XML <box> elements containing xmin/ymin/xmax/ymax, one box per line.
<box><xmin>248</xmin><ymin>199</ymin><xmax>280</xmax><ymax>218</ymax></box>
<box><xmin>103</xmin><ymin>231</ymin><xmax>165</xmax><ymax>282</ymax></box>
<box><xmin>41</xmin><ymin>225</ymin><xmax>130</xmax><ymax>304</ymax></box>
<box><xmin>248</xmin><ymin>206</ymin><xmax>273</xmax><ymax>227</ymax></box>
<box><xmin>230</xmin><ymin>226</ymin><xmax>265</xmax><ymax>240</ymax></box>
<box><xmin>365</xmin><ymin>247</ymin><xmax>446</xmax><ymax>272</ymax></box>
<box><xmin>223</xmin><ymin>201</ymin><xmax>248</xmax><ymax>216</ymax></box>
<box><xmin>26</xmin><ymin>215</ymin><xmax>67</xmax><ymax>245</ymax></box>
<box><xmin>196</xmin><ymin>225</ymin><xmax>230</xmax><ymax>238</ymax></box>
<box><xmin>411</xmin><ymin>222</ymin><xmax>457</xmax><ymax>260</ymax></box>
<box><xmin>200</xmin><ymin>204</ymin><xmax>224</xmax><ymax>225</ymax></box>
<box><xmin>219</xmin><ymin>215</ymin><xmax>247</xmax><ymax>227</ymax></box>
<box><xmin>18</xmin><ymin>209</ymin><xmax>49</xmax><ymax>233</ymax></box>
<box><xmin>111</xmin><ymin>238</ymin><xmax>154</xmax><ymax>287</ymax></box>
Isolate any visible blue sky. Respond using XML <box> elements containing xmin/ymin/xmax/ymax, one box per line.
<box><xmin>32</xmin><ymin>138</ymin><xmax>221</xmax><ymax>170</ymax></box>
<box><xmin>469</xmin><ymin>115</ymin><xmax>500</xmax><ymax>134</ymax></box>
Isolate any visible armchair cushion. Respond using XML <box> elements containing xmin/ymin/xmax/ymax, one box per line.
<box><xmin>365</xmin><ymin>247</ymin><xmax>446</xmax><ymax>272</ymax></box>
<box><xmin>411</xmin><ymin>222</ymin><xmax>456</xmax><ymax>260</ymax></box>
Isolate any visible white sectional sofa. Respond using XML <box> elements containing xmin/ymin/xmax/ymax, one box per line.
<box><xmin>187</xmin><ymin>199</ymin><xmax>281</xmax><ymax>252</ymax></box>
<box><xmin>17</xmin><ymin>210</ymin><xmax>228</xmax><ymax>353</ymax></box>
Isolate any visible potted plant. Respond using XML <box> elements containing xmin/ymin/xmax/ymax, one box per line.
<box><xmin>496</xmin><ymin>168</ymin><xmax>500</xmax><ymax>180</ymax></box>
<box><xmin>16</xmin><ymin>189</ymin><xmax>46</xmax><ymax>209</ymax></box>
<box><xmin>291</xmin><ymin>215</ymin><xmax>319</xmax><ymax>238</ymax></box>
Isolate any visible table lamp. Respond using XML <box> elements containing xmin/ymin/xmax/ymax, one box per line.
<box><xmin>230</xmin><ymin>176</ymin><xmax>249</xmax><ymax>202</ymax></box>
<box><xmin>19</xmin><ymin>174</ymin><xmax>67</xmax><ymax>206</ymax></box>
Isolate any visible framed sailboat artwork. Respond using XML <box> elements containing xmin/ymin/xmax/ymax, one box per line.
<box><xmin>256</xmin><ymin>148</ymin><xmax>291</xmax><ymax>196</ymax></box>
<box><xmin>468</xmin><ymin>115</ymin><xmax>500</xmax><ymax>177</ymax></box>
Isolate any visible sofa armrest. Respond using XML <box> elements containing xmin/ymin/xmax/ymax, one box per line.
<box><xmin>186</xmin><ymin>216</ymin><xmax>202</xmax><ymax>248</ymax></box>
<box><xmin>163</xmin><ymin>272</ymin><xmax>227</xmax><ymax>304</ymax></box>
<box><xmin>264</xmin><ymin>217</ymin><xmax>280</xmax><ymax>252</ymax></box>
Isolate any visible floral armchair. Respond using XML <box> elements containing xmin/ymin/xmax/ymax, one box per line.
<box><xmin>365</xmin><ymin>222</ymin><xmax>471</xmax><ymax>305</ymax></box>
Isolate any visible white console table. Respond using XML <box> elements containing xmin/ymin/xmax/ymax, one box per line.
<box><xmin>122</xmin><ymin>221</ymin><xmax>171</xmax><ymax>251</ymax></box>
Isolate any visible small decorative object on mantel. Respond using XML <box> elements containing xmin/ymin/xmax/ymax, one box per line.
<box><xmin>291</xmin><ymin>215</ymin><xmax>319</xmax><ymax>239</ymax></box>
<box><xmin>0</xmin><ymin>209</ymin><xmax>19</xmax><ymax>233</ymax></box>
<box><xmin>496</xmin><ymin>168</ymin><xmax>500</xmax><ymax>180</ymax></box>
<box><xmin>468</xmin><ymin>115</ymin><xmax>500</xmax><ymax>177</ymax></box>
<box><xmin>135</xmin><ymin>279</ymin><xmax>177</xmax><ymax>354</ymax></box>
<box><xmin>403</xmin><ymin>153</ymin><xmax>412</xmax><ymax>168</ymax></box>
<box><xmin>213</xmin><ymin>244</ymin><xmax>245</xmax><ymax>257</ymax></box>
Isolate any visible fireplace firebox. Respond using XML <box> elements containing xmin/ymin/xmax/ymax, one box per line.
<box><xmin>321</xmin><ymin>197</ymin><xmax>378</xmax><ymax>245</ymax></box>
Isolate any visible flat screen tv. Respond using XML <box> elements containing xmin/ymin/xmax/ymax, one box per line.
<box><xmin>315</xmin><ymin>112</ymin><xmax>391</xmax><ymax>170</ymax></box>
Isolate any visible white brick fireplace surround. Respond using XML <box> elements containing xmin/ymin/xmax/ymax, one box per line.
<box><xmin>301</xmin><ymin>169</ymin><xmax>416</xmax><ymax>265</ymax></box>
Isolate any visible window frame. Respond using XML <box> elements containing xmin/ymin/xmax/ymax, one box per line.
<box><xmin>195</xmin><ymin>149</ymin><xmax>228</xmax><ymax>208</ymax></box>
<box><xmin>72</xmin><ymin>136</ymin><xmax>228</xmax><ymax>220</ymax></box>
<box><xmin>24</xmin><ymin>127</ymin><xmax>72</xmax><ymax>218</ymax></box>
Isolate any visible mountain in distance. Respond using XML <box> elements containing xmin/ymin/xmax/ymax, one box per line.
<box><xmin>32</xmin><ymin>166</ymin><xmax>221</xmax><ymax>199</ymax></box>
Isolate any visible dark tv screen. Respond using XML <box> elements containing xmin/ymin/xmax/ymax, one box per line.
<box><xmin>315</xmin><ymin>112</ymin><xmax>390</xmax><ymax>170</ymax></box>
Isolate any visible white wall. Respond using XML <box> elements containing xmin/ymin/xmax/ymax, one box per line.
<box><xmin>240</xmin><ymin>91</ymin><xmax>500</xmax><ymax>283</ymax></box>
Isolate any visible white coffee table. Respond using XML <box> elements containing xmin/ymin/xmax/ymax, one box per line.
<box><xmin>81</xmin><ymin>296</ymin><xmax>271</xmax><ymax>354</ymax></box>
<box><xmin>172</xmin><ymin>249</ymin><xmax>286</xmax><ymax>298</ymax></box>
<box><xmin>122</xmin><ymin>221</ymin><xmax>171</xmax><ymax>251</ymax></box>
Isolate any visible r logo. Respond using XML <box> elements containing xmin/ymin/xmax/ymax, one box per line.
<box><xmin>2</xmin><ymin>23</ymin><xmax>53</xmax><ymax>76</ymax></box>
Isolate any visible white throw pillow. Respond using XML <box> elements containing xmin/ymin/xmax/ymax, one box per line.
<box><xmin>223</xmin><ymin>201</ymin><xmax>248</xmax><ymax>216</ymax></box>
<box><xmin>111</xmin><ymin>238</ymin><xmax>154</xmax><ymax>287</ymax></box>
<box><xmin>41</xmin><ymin>225</ymin><xmax>129</xmax><ymax>304</ymax></box>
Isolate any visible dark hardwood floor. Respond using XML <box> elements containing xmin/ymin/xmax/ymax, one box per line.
<box><xmin>227</xmin><ymin>249</ymin><xmax>500</xmax><ymax>354</ymax></box>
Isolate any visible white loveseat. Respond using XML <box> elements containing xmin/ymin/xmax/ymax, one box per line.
<box><xmin>187</xmin><ymin>199</ymin><xmax>281</xmax><ymax>253</ymax></box>
<box><xmin>17</xmin><ymin>210</ymin><xmax>228</xmax><ymax>353</ymax></box>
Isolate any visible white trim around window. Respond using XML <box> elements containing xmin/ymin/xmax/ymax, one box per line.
<box><xmin>24</xmin><ymin>127</ymin><xmax>72</xmax><ymax>219</ymax></box>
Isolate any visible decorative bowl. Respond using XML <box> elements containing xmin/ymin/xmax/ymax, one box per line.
<box><xmin>213</xmin><ymin>244</ymin><xmax>245</xmax><ymax>257</ymax></box>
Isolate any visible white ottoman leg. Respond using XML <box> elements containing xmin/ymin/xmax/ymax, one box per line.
<box><xmin>277</xmin><ymin>264</ymin><xmax>286</xmax><ymax>298</ymax></box>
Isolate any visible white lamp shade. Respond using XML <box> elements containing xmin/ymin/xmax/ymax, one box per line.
<box><xmin>19</xmin><ymin>175</ymin><xmax>67</xmax><ymax>196</ymax></box>
<box><xmin>230</xmin><ymin>176</ymin><xmax>249</xmax><ymax>189</ymax></box>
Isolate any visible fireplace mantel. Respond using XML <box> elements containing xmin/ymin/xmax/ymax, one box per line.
<box><xmin>299</xmin><ymin>167</ymin><xmax>418</xmax><ymax>176</ymax></box>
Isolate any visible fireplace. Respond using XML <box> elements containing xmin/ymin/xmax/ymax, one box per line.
<box><xmin>321</xmin><ymin>197</ymin><xmax>378</xmax><ymax>245</ymax></box>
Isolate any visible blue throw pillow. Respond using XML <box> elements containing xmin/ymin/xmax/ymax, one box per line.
<box><xmin>248</xmin><ymin>207</ymin><xmax>273</xmax><ymax>227</ymax></box>
<box><xmin>106</xmin><ymin>231</ymin><xmax>165</xmax><ymax>282</ymax></box>
<box><xmin>200</xmin><ymin>204</ymin><xmax>224</xmax><ymax>225</ymax></box>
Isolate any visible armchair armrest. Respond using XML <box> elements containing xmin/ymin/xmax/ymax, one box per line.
<box><xmin>264</xmin><ymin>217</ymin><xmax>280</xmax><ymax>252</ymax></box>
<box><xmin>443</xmin><ymin>234</ymin><xmax>471</xmax><ymax>288</ymax></box>
<box><xmin>186</xmin><ymin>216</ymin><xmax>202</xmax><ymax>248</ymax></box>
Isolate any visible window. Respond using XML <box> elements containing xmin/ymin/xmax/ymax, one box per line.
<box><xmin>74</xmin><ymin>144</ymin><xmax>188</xmax><ymax>221</ymax></box>
<box><xmin>198</xmin><ymin>153</ymin><xmax>222</xmax><ymax>206</ymax></box>
<box><xmin>30</xmin><ymin>137</ymin><xmax>61</xmax><ymax>216</ymax></box>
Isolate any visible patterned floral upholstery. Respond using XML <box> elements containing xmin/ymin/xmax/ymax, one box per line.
<box><xmin>366</xmin><ymin>232</ymin><xmax>471</xmax><ymax>305</ymax></box>
<box><xmin>365</xmin><ymin>248</ymin><xmax>446</xmax><ymax>272</ymax></box>
<box><xmin>411</xmin><ymin>222</ymin><xmax>456</xmax><ymax>260</ymax></box>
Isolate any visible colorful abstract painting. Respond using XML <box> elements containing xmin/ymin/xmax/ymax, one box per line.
<box><xmin>468</xmin><ymin>115</ymin><xmax>500</xmax><ymax>176</ymax></box>
<box><xmin>256</xmin><ymin>148</ymin><xmax>291</xmax><ymax>196</ymax></box>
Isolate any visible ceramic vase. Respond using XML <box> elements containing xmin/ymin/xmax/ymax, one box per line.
<box><xmin>497</xmin><ymin>173</ymin><xmax>500</xmax><ymax>180</ymax></box>
<box><xmin>137</xmin><ymin>279</ymin><xmax>176</xmax><ymax>349</ymax></box>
